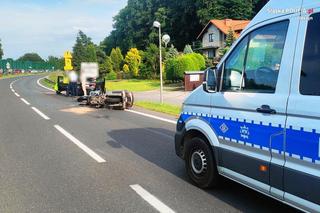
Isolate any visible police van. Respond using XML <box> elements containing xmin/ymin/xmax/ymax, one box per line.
<box><xmin>175</xmin><ymin>0</ymin><xmax>320</xmax><ymax>212</ymax></box>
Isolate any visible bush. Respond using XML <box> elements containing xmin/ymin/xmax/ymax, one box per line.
<box><xmin>165</xmin><ymin>53</ymin><xmax>206</xmax><ymax>81</ymax></box>
<box><xmin>106</xmin><ymin>71</ymin><xmax>117</xmax><ymax>80</ymax></box>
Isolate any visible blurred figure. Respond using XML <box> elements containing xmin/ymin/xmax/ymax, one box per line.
<box><xmin>68</xmin><ymin>70</ymin><xmax>78</xmax><ymax>96</ymax></box>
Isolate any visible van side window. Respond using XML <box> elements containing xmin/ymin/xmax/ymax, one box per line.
<box><xmin>222</xmin><ymin>21</ymin><xmax>289</xmax><ymax>93</ymax></box>
<box><xmin>300</xmin><ymin>13</ymin><xmax>320</xmax><ymax>96</ymax></box>
<box><xmin>222</xmin><ymin>36</ymin><xmax>249</xmax><ymax>91</ymax></box>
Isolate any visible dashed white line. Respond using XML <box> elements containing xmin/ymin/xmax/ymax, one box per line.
<box><xmin>20</xmin><ymin>98</ymin><xmax>31</xmax><ymax>105</ymax></box>
<box><xmin>37</xmin><ymin>77</ymin><xmax>55</xmax><ymax>92</ymax></box>
<box><xmin>14</xmin><ymin>92</ymin><xmax>20</xmax><ymax>97</ymax></box>
<box><xmin>125</xmin><ymin>109</ymin><xmax>177</xmax><ymax>124</ymax></box>
<box><xmin>130</xmin><ymin>184</ymin><xmax>175</xmax><ymax>213</ymax></box>
<box><xmin>54</xmin><ymin>125</ymin><xmax>106</xmax><ymax>163</ymax></box>
<box><xmin>31</xmin><ymin>107</ymin><xmax>50</xmax><ymax>120</ymax></box>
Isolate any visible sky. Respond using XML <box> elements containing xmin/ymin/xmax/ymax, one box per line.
<box><xmin>0</xmin><ymin>0</ymin><xmax>127</xmax><ymax>60</ymax></box>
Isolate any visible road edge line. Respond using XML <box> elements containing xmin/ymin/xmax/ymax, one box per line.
<box><xmin>37</xmin><ymin>76</ymin><xmax>55</xmax><ymax>92</ymax></box>
<box><xmin>125</xmin><ymin>109</ymin><xmax>177</xmax><ymax>125</ymax></box>
<box><xmin>130</xmin><ymin>184</ymin><xmax>175</xmax><ymax>213</ymax></box>
<box><xmin>54</xmin><ymin>125</ymin><xmax>106</xmax><ymax>163</ymax></box>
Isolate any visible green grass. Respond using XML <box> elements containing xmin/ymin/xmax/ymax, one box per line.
<box><xmin>135</xmin><ymin>101</ymin><xmax>181</xmax><ymax>116</ymax></box>
<box><xmin>40</xmin><ymin>78</ymin><xmax>55</xmax><ymax>89</ymax></box>
<box><xmin>47</xmin><ymin>71</ymin><xmax>64</xmax><ymax>83</ymax></box>
<box><xmin>106</xmin><ymin>79</ymin><xmax>160</xmax><ymax>92</ymax></box>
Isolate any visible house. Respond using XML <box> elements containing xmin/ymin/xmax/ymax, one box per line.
<box><xmin>197</xmin><ymin>19</ymin><xmax>250</xmax><ymax>59</ymax></box>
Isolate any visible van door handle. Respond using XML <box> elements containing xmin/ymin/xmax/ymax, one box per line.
<box><xmin>256</xmin><ymin>105</ymin><xmax>276</xmax><ymax>114</ymax></box>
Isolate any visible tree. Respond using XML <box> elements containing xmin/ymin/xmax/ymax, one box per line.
<box><xmin>101</xmin><ymin>56</ymin><xmax>113</xmax><ymax>77</ymax></box>
<box><xmin>47</xmin><ymin>56</ymin><xmax>64</xmax><ymax>70</ymax></box>
<box><xmin>166</xmin><ymin>44</ymin><xmax>179</xmax><ymax>60</ymax></box>
<box><xmin>123</xmin><ymin>64</ymin><xmax>129</xmax><ymax>74</ymax></box>
<box><xmin>125</xmin><ymin>48</ymin><xmax>141</xmax><ymax>78</ymax></box>
<box><xmin>183</xmin><ymin>45</ymin><xmax>193</xmax><ymax>54</ymax></box>
<box><xmin>86</xmin><ymin>44</ymin><xmax>97</xmax><ymax>62</ymax></box>
<box><xmin>110</xmin><ymin>47</ymin><xmax>123</xmax><ymax>73</ymax></box>
<box><xmin>18</xmin><ymin>53</ymin><xmax>44</xmax><ymax>62</ymax></box>
<box><xmin>0</xmin><ymin>39</ymin><xmax>3</xmax><ymax>59</ymax></box>
<box><xmin>96</xmin><ymin>46</ymin><xmax>107</xmax><ymax>68</ymax></box>
<box><xmin>140</xmin><ymin>44</ymin><xmax>159</xmax><ymax>79</ymax></box>
<box><xmin>72</xmin><ymin>30</ymin><xmax>94</xmax><ymax>70</ymax></box>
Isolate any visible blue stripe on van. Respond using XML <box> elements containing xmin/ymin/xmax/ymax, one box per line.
<box><xmin>180</xmin><ymin>112</ymin><xmax>320</xmax><ymax>164</ymax></box>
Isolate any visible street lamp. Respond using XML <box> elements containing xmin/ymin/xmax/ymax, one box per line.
<box><xmin>162</xmin><ymin>34</ymin><xmax>171</xmax><ymax>48</ymax></box>
<box><xmin>153</xmin><ymin>21</ymin><xmax>164</xmax><ymax>104</ymax></box>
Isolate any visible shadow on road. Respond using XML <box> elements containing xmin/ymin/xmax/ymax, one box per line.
<box><xmin>107</xmin><ymin>128</ymin><xmax>298</xmax><ymax>212</ymax></box>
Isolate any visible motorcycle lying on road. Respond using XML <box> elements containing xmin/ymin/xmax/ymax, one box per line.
<box><xmin>55</xmin><ymin>76</ymin><xmax>134</xmax><ymax>110</ymax></box>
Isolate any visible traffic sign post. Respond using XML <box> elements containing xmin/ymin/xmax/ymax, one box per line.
<box><xmin>64</xmin><ymin>51</ymin><xmax>73</xmax><ymax>71</ymax></box>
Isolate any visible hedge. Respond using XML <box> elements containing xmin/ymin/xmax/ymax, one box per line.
<box><xmin>165</xmin><ymin>53</ymin><xmax>206</xmax><ymax>81</ymax></box>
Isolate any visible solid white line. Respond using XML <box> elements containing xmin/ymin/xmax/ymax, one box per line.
<box><xmin>54</xmin><ymin>125</ymin><xmax>106</xmax><ymax>163</ymax></box>
<box><xmin>31</xmin><ymin>107</ymin><xmax>50</xmax><ymax>120</ymax></box>
<box><xmin>37</xmin><ymin>76</ymin><xmax>55</xmax><ymax>92</ymax></box>
<box><xmin>20</xmin><ymin>98</ymin><xmax>31</xmax><ymax>105</ymax></box>
<box><xmin>14</xmin><ymin>92</ymin><xmax>20</xmax><ymax>97</ymax></box>
<box><xmin>130</xmin><ymin>184</ymin><xmax>175</xmax><ymax>213</ymax></box>
<box><xmin>125</xmin><ymin>110</ymin><xmax>177</xmax><ymax>125</ymax></box>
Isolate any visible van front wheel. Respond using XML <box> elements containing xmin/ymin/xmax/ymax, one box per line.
<box><xmin>185</xmin><ymin>137</ymin><xmax>219</xmax><ymax>188</ymax></box>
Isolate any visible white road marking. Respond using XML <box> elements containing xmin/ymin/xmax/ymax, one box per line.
<box><xmin>14</xmin><ymin>92</ymin><xmax>20</xmax><ymax>97</ymax></box>
<box><xmin>130</xmin><ymin>184</ymin><xmax>175</xmax><ymax>213</ymax></box>
<box><xmin>37</xmin><ymin>77</ymin><xmax>55</xmax><ymax>92</ymax></box>
<box><xmin>31</xmin><ymin>107</ymin><xmax>50</xmax><ymax>120</ymax></box>
<box><xmin>11</xmin><ymin>89</ymin><xmax>15</xmax><ymax>92</ymax></box>
<box><xmin>125</xmin><ymin>109</ymin><xmax>177</xmax><ymax>125</ymax></box>
<box><xmin>54</xmin><ymin>125</ymin><xmax>106</xmax><ymax>163</ymax></box>
<box><xmin>20</xmin><ymin>98</ymin><xmax>31</xmax><ymax>105</ymax></box>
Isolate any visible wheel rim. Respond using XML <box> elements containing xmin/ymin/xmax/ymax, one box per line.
<box><xmin>191</xmin><ymin>150</ymin><xmax>208</xmax><ymax>175</ymax></box>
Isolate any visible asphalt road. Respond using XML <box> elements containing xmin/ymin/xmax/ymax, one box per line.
<box><xmin>0</xmin><ymin>76</ymin><xmax>298</xmax><ymax>213</ymax></box>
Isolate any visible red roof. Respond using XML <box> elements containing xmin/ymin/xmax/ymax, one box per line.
<box><xmin>197</xmin><ymin>19</ymin><xmax>250</xmax><ymax>39</ymax></box>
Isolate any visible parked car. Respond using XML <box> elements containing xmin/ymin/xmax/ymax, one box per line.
<box><xmin>175</xmin><ymin>0</ymin><xmax>320</xmax><ymax>212</ymax></box>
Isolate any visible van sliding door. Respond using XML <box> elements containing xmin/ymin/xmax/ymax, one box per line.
<box><xmin>285</xmin><ymin>11</ymin><xmax>320</xmax><ymax>211</ymax></box>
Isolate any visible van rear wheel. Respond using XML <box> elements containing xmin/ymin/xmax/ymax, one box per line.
<box><xmin>185</xmin><ymin>137</ymin><xmax>219</xmax><ymax>188</ymax></box>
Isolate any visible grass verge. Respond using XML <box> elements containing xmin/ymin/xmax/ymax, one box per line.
<box><xmin>135</xmin><ymin>101</ymin><xmax>181</xmax><ymax>116</ymax></box>
<box><xmin>106</xmin><ymin>79</ymin><xmax>160</xmax><ymax>92</ymax></box>
<box><xmin>40</xmin><ymin>78</ymin><xmax>55</xmax><ymax>89</ymax></box>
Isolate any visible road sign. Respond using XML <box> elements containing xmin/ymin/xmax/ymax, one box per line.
<box><xmin>64</xmin><ymin>51</ymin><xmax>73</xmax><ymax>71</ymax></box>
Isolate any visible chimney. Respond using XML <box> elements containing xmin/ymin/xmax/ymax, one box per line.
<box><xmin>225</xmin><ymin>19</ymin><xmax>232</xmax><ymax>27</ymax></box>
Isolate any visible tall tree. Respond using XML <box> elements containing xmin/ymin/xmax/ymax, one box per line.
<box><xmin>72</xmin><ymin>30</ymin><xmax>94</xmax><ymax>70</ymax></box>
<box><xmin>0</xmin><ymin>39</ymin><xmax>3</xmax><ymax>59</ymax></box>
<box><xmin>125</xmin><ymin>48</ymin><xmax>141</xmax><ymax>78</ymax></box>
<box><xmin>110</xmin><ymin>47</ymin><xmax>123</xmax><ymax>73</ymax></box>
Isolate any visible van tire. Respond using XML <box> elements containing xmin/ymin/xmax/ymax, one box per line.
<box><xmin>185</xmin><ymin>137</ymin><xmax>219</xmax><ymax>188</ymax></box>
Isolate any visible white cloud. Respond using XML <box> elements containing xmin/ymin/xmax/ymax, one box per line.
<box><xmin>0</xmin><ymin>0</ymin><xmax>127</xmax><ymax>59</ymax></box>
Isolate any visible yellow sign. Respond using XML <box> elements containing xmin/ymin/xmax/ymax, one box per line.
<box><xmin>64</xmin><ymin>51</ymin><xmax>73</xmax><ymax>71</ymax></box>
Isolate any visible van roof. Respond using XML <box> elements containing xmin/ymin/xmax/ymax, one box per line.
<box><xmin>244</xmin><ymin>0</ymin><xmax>303</xmax><ymax>32</ymax></box>
<box><xmin>243</xmin><ymin>0</ymin><xmax>320</xmax><ymax>35</ymax></box>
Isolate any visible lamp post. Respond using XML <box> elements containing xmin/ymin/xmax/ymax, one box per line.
<box><xmin>153</xmin><ymin>21</ymin><xmax>164</xmax><ymax>104</ymax></box>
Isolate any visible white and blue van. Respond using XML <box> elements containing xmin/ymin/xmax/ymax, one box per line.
<box><xmin>175</xmin><ymin>0</ymin><xmax>320</xmax><ymax>212</ymax></box>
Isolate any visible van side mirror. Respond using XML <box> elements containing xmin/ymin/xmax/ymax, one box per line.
<box><xmin>203</xmin><ymin>68</ymin><xmax>218</xmax><ymax>93</ymax></box>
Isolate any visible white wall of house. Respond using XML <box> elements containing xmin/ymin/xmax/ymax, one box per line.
<box><xmin>202</xmin><ymin>25</ymin><xmax>221</xmax><ymax>48</ymax></box>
